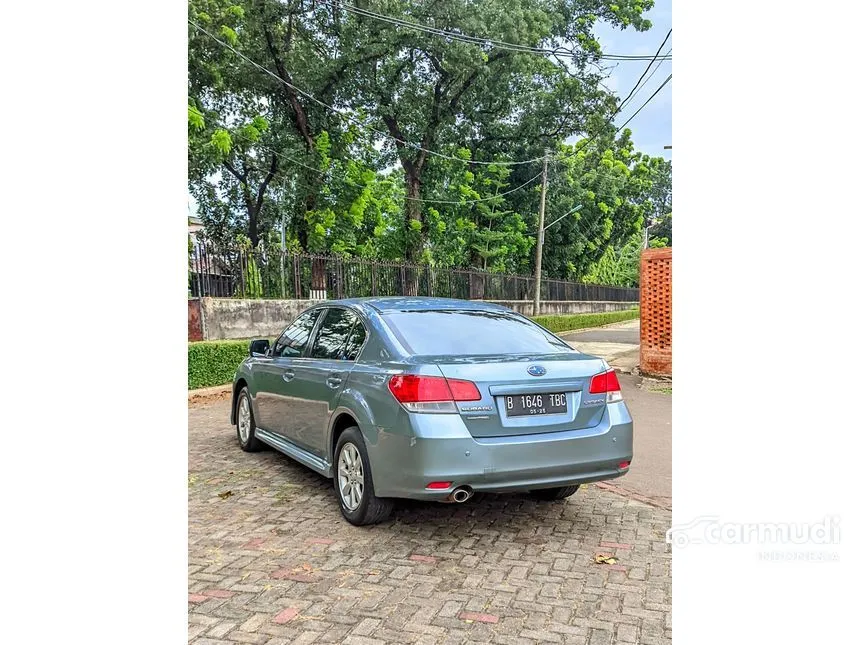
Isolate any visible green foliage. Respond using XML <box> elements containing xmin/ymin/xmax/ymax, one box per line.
<box><xmin>583</xmin><ymin>229</ymin><xmax>644</xmax><ymax>286</ymax></box>
<box><xmin>532</xmin><ymin>308</ymin><xmax>640</xmax><ymax>334</ymax></box>
<box><xmin>188</xmin><ymin>340</ymin><xmax>249</xmax><ymax>389</ymax></box>
<box><xmin>209</xmin><ymin>129</ymin><xmax>232</xmax><ymax>157</ymax></box>
<box><xmin>188</xmin><ymin>105</ymin><xmax>205</xmax><ymax>131</ymax></box>
<box><xmin>243</xmin><ymin>254</ymin><xmax>262</xmax><ymax>298</ymax></box>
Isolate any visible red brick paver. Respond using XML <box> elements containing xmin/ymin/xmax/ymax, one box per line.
<box><xmin>272</xmin><ymin>608</ymin><xmax>300</xmax><ymax>624</ymax></box>
<box><xmin>189</xmin><ymin>397</ymin><xmax>672</xmax><ymax>644</ymax></box>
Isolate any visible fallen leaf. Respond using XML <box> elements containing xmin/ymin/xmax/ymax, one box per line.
<box><xmin>218</xmin><ymin>490</ymin><xmax>234</xmax><ymax>500</ymax></box>
<box><xmin>594</xmin><ymin>554</ymin><xmax>618</xmax><ymax>565</ymax></box>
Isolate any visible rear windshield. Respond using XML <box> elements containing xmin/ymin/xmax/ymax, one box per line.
<box><xmin>382</xmin><ymin>310</ymin><xmax>572</xmax><ymax>356</ymax></box>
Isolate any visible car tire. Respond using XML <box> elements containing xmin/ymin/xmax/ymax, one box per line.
<box><xmin>528</xmin><ymin>485</ymin><xmax>580</xmax><ymax>501</ymax></box>
<box><xmin>235</xmin><ymin>387</ymin><xmax>264</xmax><ymax>452</ymax></box>
<box><xmin>334</xmin><ymin>426</ymin><xmax>394</xmax><ymax>526</ymax></box>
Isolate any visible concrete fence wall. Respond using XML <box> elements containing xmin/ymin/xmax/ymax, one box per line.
<box><xmin>189</xmin><ymin>297</ymin><xmax>639</xmax><ymax>341</ymax></box>
<box><xmin>491</xmin><ymin>300</ymin><xmax>637</xmax><ymax>317</ymax></box>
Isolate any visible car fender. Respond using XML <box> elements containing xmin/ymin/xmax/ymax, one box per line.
<box><xmin>326</xmin><ymin>387</ymin><xmax>378</xmax><ymax>462</ymax></box>
<box><xmin>230</xmin><ymin>359</ymin><xmax>256</xmax><ymax>425</ymax></box>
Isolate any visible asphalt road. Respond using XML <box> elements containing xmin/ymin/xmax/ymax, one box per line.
<box><xmin>560</xmin><ymin>320</ymin><xmax>642</xmax><ymax>377</ymax></box>
<box><xmin>563</xmin><ymin>327</ymin><xmax>641</xmax><ymax>344</ymax></box>
<box><xmin>560</xmin><ymin>321</ymin><xmax>671</xmax><ymax>507</ymax></box>
<box><xmin>616</xmin><ymin>374</ymin><xmax>672</xmax><ymax>508</ymax></box>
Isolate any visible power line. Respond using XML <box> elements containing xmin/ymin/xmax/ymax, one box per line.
<box><xmin>314</xmin><ymin>1</ymin><xmax>671</xmax><ymax>62</ymax></box>
<box><xmin>615</xmin><ymin>74</ymin><xmax>672</xmax><ymax>131</ymax></box>
<box><xmin>213</xmin><ymin>122</ymin><xmax>545</xmax><ymax>205</ymax></box>
<box><xmin>189</xmin><ymin>18</ymin><xmax>545</xmax><ymax>167</ymax></box>
<box><xmin>551</xmin><ymin>28</ymin><xmax>672</xmax><ymax>165</ymax></box>
<box><xmin>615</xmin><ymin>29</ymin><xmax>671</xmax><ymax>114</ymax></box>
<box><xmin>555</xmin><ymin>70</ymin><xmax>672</xmax><ymax>164</ymax></box>
<box><xmin>625</xmin><ymin>48</ymin><xmax>671</xmax><ymax>107</ymax></box>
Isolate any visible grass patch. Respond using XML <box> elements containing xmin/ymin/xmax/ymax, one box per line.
<box><xmin>532</xmin><ymin>308</ymin><xmax>639</xmax><ymax>334</ymax></box>
<box><xmin>188</xmin><ymin>339</ymin><xmax>250</xmax><ymax>389</ymax></box>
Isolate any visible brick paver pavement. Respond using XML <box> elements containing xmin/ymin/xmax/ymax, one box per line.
<box><xmin>189</xmin><ymin>396</ymin><xmax>672</xmax><ymax>645</ymax></box>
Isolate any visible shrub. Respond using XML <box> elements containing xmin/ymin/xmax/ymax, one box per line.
<box><xmin>532</xmin><ymin>308</ymin><xmax>639</xmax><ymax>334</ymax></box>
<box><xmin>188</xmin><ymin>340</ymin><xmax>250</xmax><ymax>389</ymax></box>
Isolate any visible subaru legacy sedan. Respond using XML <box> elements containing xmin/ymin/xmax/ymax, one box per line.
<box><xmin>231</xmin><ymin>297</ymin><xmax>632</xmax><ymax>525</ymax></box>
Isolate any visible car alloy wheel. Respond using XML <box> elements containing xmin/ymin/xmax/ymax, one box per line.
<box><xmin>337</xmin><ymin>442</ymin><xmax>364</xmax><ymax>511</ymax></box>
<box><xmin>237</xmin><ymin>395</ymin><xmax>251</xmax><ymax>444</ymax></box>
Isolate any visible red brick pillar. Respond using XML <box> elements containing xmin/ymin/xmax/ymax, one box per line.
<box><xmin>188</xmin><ymin>298</ymin><xmax>203</xmax><ymax>342</ymax></box>
<box><xmin>640</xmin><ymin>247</ymin><xmax>672</xmax><ymax>377</ymax></box>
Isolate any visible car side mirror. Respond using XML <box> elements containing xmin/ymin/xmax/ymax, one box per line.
<box><xmin>249</xmin><ymin>339</ymin><xmax>270</xmax><ymax>357</ymax></box>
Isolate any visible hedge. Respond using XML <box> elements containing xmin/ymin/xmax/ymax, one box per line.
<box><xmin>532</xmin><ymin>308</ymin><xmax>639</xmax><ymax>334</ymax></box>
<box><xmin>188</xmin><ymin>340</ymin><xmax>251</xmax><ymax>390</ymax></box>
<box><xmin>188</xmin><ymin>307</ymin><xmax>640</xmax><ymax>390</ymax></box>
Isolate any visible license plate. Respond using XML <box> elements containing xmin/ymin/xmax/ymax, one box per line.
<box><xmin>504</xmin><ymin>393</ymin><xmax>568</xmax><ymax>417</ymax></box>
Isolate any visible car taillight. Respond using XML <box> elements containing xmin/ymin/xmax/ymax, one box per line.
<box><xmin>589</xmin><ymin>369</ymin><xmax>623</xmax><ymax>403</ymax></box>
<box><xmin>388</xmin><ymin>374</ymin><xmax>480</xmax><ymax>413</ymax></box>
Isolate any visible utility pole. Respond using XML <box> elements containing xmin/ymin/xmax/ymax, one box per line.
<box><xmin>532</xmin><ymin>149</ymin><xmax>550</xmax><ymax>317</ymax></box>
<box><xmin>279</xmin><ymin>176</ymin><xmax>293</xmax><ymax>298</ymax></box>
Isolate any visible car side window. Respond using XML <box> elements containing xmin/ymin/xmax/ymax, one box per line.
<box><xmin>273</xmin><ymin>309</ymin><xmax>321</xmax><ymax>358</ymax></box>
<box><xmin>310</xmin><ymin>308</ymin><xmax>358</xmax><ymax>360</ymax></box>
<box><xmin>343</xmin><ymin>318</ymin><xmax>367</xmax><ymax>361</ymax></box>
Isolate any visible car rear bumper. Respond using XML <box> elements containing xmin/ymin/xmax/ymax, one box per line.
<box><xmin>368</xmin><ymin>401</ymin><xmax>633</xmax><ymax>500</ymax></box>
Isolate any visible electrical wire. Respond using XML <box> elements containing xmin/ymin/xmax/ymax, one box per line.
<box><xmin>555</xmin><ymin>71</ymin><xmax>672</xmax><ymax>164</ymax></box>
<box><xmin>313</xmin><ymin>1</ymin><xmax>671</xmax><ymax>62</ymax></box>
<box><xmin>624</xmin><ymin>48</ymin><xmax>671</xmax><ymax>107</ymax></box>
<box><xmin>615</xmin><ymin>74</ymin><xmax>672</xmax><ymax>131</ymax></box>
<box><xmin>615</xmin><ymin>29</ymin><xmax>672</xmax><ymax>115</ymax></box>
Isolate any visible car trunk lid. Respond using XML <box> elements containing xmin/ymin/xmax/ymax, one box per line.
<box><xmin>429</xmin><ymin>352</ymin><xmax>609</xmax><ymax>438</ymax></box>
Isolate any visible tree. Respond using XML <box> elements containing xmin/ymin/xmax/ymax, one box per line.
<box><xmin>515</xmin><ymin>130</ymin><xmax>654</xmax><ymax>282</ymax></box>
<box><xmin>188</xmin><ymin>0</ymin><xmax>368</xmax><ymax>248</ymax></box>
<box><xmin>644</xmin><ymin>157</ymin><xmax>672</xmax><ymax>245</ymax></box>
<box><xmin>423</xmin><ymin>160</ymin><xmax>535</xmax><ymax>272</ymax></box>
<box><xmin>583</xmin><ymin>229</ymin><xmax>645</xmax><ymax>286</ymax></box>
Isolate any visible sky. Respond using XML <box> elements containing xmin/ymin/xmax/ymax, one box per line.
<box><xmin>593</xmin><ymin>0</ymin><xmax>672</xmax><ymax>160</ymax></box>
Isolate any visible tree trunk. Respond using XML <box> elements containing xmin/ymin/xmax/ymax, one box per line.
<box><xmin>248</xmin><ymin>210</ymin><xmax>260</xmax><ymax>249</ymax></box>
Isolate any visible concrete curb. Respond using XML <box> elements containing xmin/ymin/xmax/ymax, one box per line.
<box><xmin>188</xmin><ymin>384</ymin><xmax>231</xmax><ymax>400</ymax></box>
<box><xmin>595</xmin><ymin>481</ymin><xmax>672</xmax><ymax>511</ymax></box>
<box><xmin>556</xmin><ymin>318</ymin><xmax>641</xmax><ymax>339</ymax></box>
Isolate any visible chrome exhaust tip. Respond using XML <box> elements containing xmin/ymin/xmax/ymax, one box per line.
<box><xmin>450</xmin><ymin>486</ymin><xmax>473</xmax><ymax>503</ymax></box>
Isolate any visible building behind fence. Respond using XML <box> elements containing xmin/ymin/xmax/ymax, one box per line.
<box><xmin>189</xmin><ymin>242</ymin><xmax>639</xmax><ymax>303</ymax></box>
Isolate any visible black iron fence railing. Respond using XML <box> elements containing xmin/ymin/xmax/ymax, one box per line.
<box><xmin>188</xmin><ymin>243</ymin><xmax>640</xmax><ymax>303</ymax></box>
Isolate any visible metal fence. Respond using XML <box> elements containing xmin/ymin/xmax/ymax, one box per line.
<box><xmin>188</xmin><ymin>242</ymin><xmax>639</xmax><ymax>303</ymax></box>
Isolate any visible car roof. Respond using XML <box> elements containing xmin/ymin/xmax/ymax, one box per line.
<box><xmin>330</xmin><ymin>296</ymin><xmax>511</xmax><ymax>314</ymax></box>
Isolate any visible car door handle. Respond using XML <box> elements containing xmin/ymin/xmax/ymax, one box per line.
<box><xmin>282</xmin><ymin>369</ymin><xmax>295</xmax><ymax>382</ymax></box>
<box><xmin>326</xmin><ymin>375</ymin><xmax>343</xmax><ymax>388</ymax></box>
